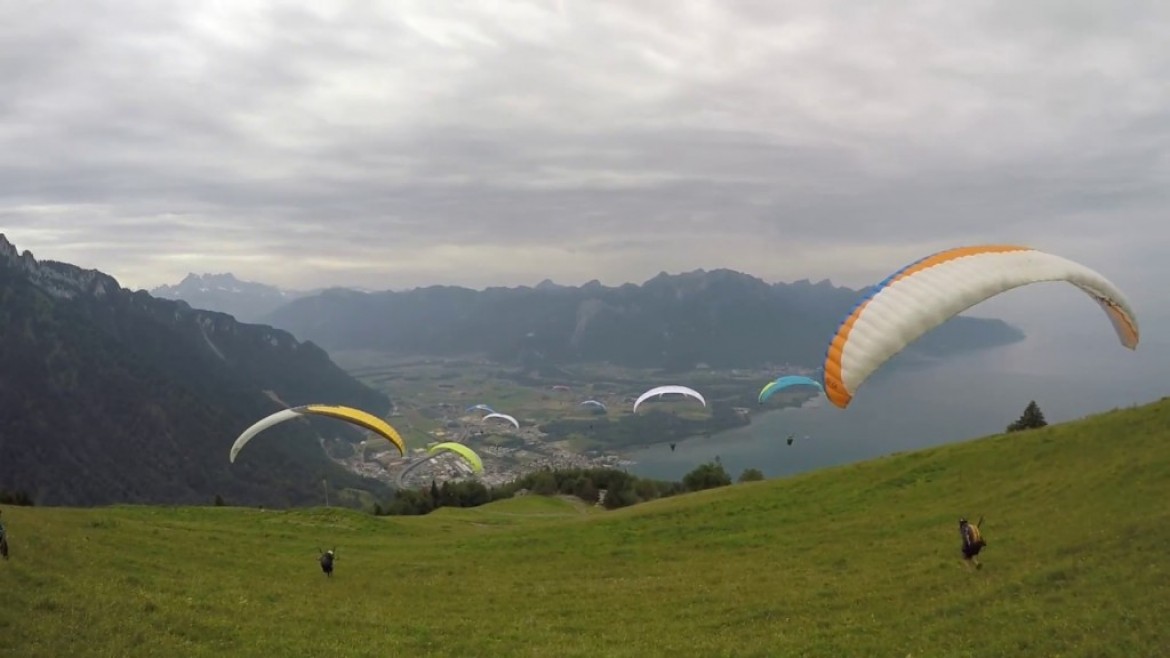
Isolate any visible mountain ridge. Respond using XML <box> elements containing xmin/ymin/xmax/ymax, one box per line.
<box><xmin>0</xmin><ymin>234</ymin><xmax>393</xmax><ymax>507</ymax></box>
<box><xmin>255</xmin><ymin>267</ymin><xmax>1026</xmax><ymax>371</ymax></box>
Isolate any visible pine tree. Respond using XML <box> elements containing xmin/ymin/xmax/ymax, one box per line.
<box><xmin>1007</xmin><ymin>400</ymin><xmax>1048</xmax><ymax>432</ymax></box>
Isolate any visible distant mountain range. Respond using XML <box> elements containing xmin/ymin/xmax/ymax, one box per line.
<box><xmin>150</xmin><ymin>273</ymin><xmax>314</xmax><ymax>323</ymax></box>
<box><xmin>254</xmin><ymin>269</ymin><xmax>1025</xmax><ymax>372</ymax></box>
<box><xmin>0</xmin><ymin>235</ymin><xmax>393</xmax><ymax>507</ymax></box>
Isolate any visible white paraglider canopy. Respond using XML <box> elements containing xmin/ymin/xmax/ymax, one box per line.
<box><xmin>822</xmin><ymin>245</ymin><xmax>1140</xmax><ymax>409</ymax></box>
<box><xmin>481</xmin><ymin>412</ymin><xmax>520</xmax><ymax>429</ymax></box>
<box><xmin>632</xmin><ymin>385</ymin><xmax>706</xmax><ymax>413</ymax></box>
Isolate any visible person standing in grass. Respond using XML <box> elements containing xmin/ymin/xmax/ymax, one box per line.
<box><xmin>318</xmin><ymin>548</ymin><xmax>336</xmax><ymax>576</ymax></box>
<box><xmin>0</xmin><ymin>509</ymin><xmax>8</xmax><ymax>560</ymax></box>
<box><xmin>959</xmin><ymin>517</ymin><xmax>986</xmax><ymax>569</ymax></box>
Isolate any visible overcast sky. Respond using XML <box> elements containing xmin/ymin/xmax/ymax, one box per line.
<box><xmin>2</xmin><ymin>0</ymin><xmax>1168</xmax><ymax>317</ymax></box>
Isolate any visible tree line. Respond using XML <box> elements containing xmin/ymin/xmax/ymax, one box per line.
<box><xmin>372</xmin><ymin>461</ymin><xmax>766</xmax><ymax>516</ymax></box>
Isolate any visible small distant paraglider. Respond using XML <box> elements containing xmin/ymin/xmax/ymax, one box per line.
<box><xmin>784</xmin><ymin>434</ymin><xmax>811</xmax><ymax>446</ymax></box>
<box><xmin>465</xmin><ymin>404</ymin><xmax>495</xmax><ymax>414</ymax></box>
<box><xmin>426</xmin><ymin>442</ymin><xmax>484</xmax><ymax>474</ymax></box>
<box><xmin>395</xmin><ymin>442</ymin><xmax>485</xmax><ymax>488</ymax></box>
<box><xmin>758</xmin><ymin>376</ymin><xmax>824</xmax><ymax>405</ymax></box>
<box><xmin>632</xmin><ymin>385</ymin><xmax>706</xmax><ymax>413</ymax></box>
<box><xmin>393</xmin><ymin>440</ymin><xmax>484</xmax><ymax>487</ymax></box>
<box><xmin>482</xmin><ymin>412</ymin><xmax>520</xmax><ymax>429</ymax></box>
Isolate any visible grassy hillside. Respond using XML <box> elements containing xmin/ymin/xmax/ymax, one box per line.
<box><xmin>2</xmin><ymin>398</ymin><xmax>1168</xmax><ymax>657</ymax></box>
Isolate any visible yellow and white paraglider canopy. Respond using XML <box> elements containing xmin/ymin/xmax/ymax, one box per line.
<box><xmin>229</xmin><ymin>404</ymin><xmax>406</xmax><ymax>462</ymax></box>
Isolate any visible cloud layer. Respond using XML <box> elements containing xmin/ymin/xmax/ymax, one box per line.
<box><xmin>2</xmin><ymin>0</ymin><xmax>1167</xmax><ymax>309</ymax></box>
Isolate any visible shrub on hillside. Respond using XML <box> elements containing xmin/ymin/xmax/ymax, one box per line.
<box><xmin>683</xmin><ymin>462</ymin><xmax>732</xmax><ymax>492</ymax></box>
<box><xmin>738</xmin><ymin>468</ymin><xmax>765</xmax><ymax>483</ymax></box>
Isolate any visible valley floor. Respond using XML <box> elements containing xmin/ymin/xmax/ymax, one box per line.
<box><xmin>329</xmin><ymin>352</ymin><xmax>810</xmax><ymax>488</ymax></box>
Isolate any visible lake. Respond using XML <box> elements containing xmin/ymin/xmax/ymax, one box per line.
<box><xmin>626</xmin><ymin>295</ymin><xmax>1170</xmax><ymax>482</ymax></box>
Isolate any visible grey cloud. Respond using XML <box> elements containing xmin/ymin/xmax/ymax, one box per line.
<box><xmin>1</xmin><ymin>0</ymin><xmax>1168</xmax><ymax>299</ymax></box>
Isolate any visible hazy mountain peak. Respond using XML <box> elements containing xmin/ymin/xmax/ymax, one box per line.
<box><xmin>150</xmin><ymin>272</ymin><xmax>314</xmax><ymax>323</ymax></box>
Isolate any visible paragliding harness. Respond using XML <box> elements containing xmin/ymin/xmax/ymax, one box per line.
<box><xmin>318</xmin><ymin>547</ymin><xmax>337</xmax><ymax>577</ymax></box>
<box><xmin>960</xmin><ymin>516</ymin><xmax>986</xmax><ymax>560</ymax></box>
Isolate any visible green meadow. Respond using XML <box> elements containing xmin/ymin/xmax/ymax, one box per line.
<box><xmin>2</xmin><ymin>398</ymin><xmax>1168</xmax><ymax>657</ymax></box>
